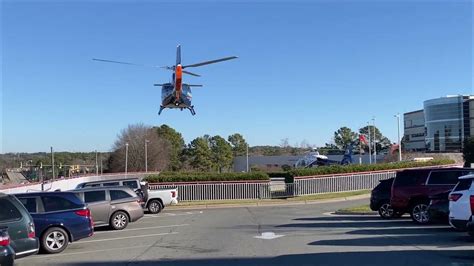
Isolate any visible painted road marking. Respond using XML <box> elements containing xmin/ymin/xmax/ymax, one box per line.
<box><xmin>21</xmin><ymin>245</ymin><xmax>152</xmax><ymax>260</ymax></box>
<box><xmin>143</xmin><ymin>211</ymin><xmax>203</xmax><ymax>218</ymax></box>
<box><xmin>79</xmin><ymin>232</ymin><xmax>179</xmax><ymax>244</ymax></box>
<box><xmin>94</xmin><ymin>224</ymin><xmax>190</xmax><ymax>234</ymax></box>
<box><xmin>254</xmin><ymin>232</ymin><xmax>285</xmax><ymax>240</ymax></box>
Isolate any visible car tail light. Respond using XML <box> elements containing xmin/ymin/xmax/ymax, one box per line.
<box><xmin>0</xmin><ymin>234</ymin><xmax>10</xmax><ymax>246</ymax></box>
<box><xmin>75</xmin><ymin>209</ymin><xmax>91</xmax><ymax>217</ymax></box>
<box><xmin>27</xmin><ymin>222</ymin><xmax>35</xmax><ymax>239</ymax></box>
<box><xmin>76</xmin><ymin>208</ymin><xmax>94</xmax><ymax>231</ymax></box>
<box><xmin>449</xmin><ymin>193</ymin><xmax>462</xmax><ymax>202</ymax></box>
<box><xmin>470</xmin><ymin>196</ymin><xmax>474</xmax><ymax>214</ymax></box>
<box><xmin>171</xmin><ymin>191</ymin><xmax>176</xmax><ymax>198</ymax></box>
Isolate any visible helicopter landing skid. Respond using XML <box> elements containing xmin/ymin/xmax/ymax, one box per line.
<box><xmin>158</xmin><ymin>106</ymin><xmax>165</xmax><ymax>115</ymax></box>
<box><xmin>158</xmin><ymin>105</ymin><xmax>196</xmax><ymax>115</ymax></box>
<box><xmin>188</xmin><ymin>106</ymin><xmax>196</xmax><ymax>116</ymax></box>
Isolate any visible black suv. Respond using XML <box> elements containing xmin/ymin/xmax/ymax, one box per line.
<box><xmin>0</xmin><ymin>193</ymin><xmax>39</xmax><ymax>264</ymax></box>
<box><xmin>370</xmin><ymin>178</ymin><xmax>400</xmax><ymax>218</ymax></box>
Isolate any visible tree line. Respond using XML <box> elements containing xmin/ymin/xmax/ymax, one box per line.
<box><xmin>1</xmin><ymin>124</ymin><xmax>394</xmax><ymax>175</ymax></box>
<box><xmin>107</xmin><ymin>123</ymin><xmax>249</xmax><ymax>173</ymax></box>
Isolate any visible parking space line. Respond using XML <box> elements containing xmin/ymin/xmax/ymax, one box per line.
<box><xmin>21</xmin><ymin>245</ymin><xmax>152</xmax><ymax>260</ymax></box>
<box><xmin>143</xmin><ymin>211</ymin><xmax>203</xmax><ymax>218</ymax></box>
<box><xmin>94</xmin><ymin>224</ymin><xmax>190</xmax><ymax>234</ymax></box>
<box><xmin>79</xmin><ymin>232</ymin><xmax>179</xmax><ymax>244</ymax></box>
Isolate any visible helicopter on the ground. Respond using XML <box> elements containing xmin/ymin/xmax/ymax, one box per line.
<box><xmin>93</xmin><ymin>45</ymin><xmax>237</xmax><ymax>115</ymax></box>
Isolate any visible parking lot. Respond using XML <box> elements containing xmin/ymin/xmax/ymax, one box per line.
<box><xmin>16</xmin><ymin>199</ymin><xmax>474</xmax><ymax>266</ymax></box>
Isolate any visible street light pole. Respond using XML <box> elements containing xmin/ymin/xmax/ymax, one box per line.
<box><xmin>125</xmin><ymin>143</ymin><xmax>129</xmax><ymax>175</ymax></box>
<box><xmin>367</xmin><ymin>122</ymin><xmax>372</xmax><ymax>164</ymax></box>
<box><xmin>372</xmin><ymin>117</ymin><xmax>377</xmax><ymax>164</ymax></box>
<box><xmin>145</xmin><ymin>140</ymin><xmax>149</xmax><ymax>173</ymax></box>
<box><xmin>95</xmin><ymin>150</ymin><xmax>99</xmax><ymax>175</ymax></box>
<box><xmin>395</xmin><ymin>113</ymin><xmax>402</xmax><ymax>162</ymax></box>
<box><xmin>51</xmin><ymin>146</ymin><xmax>55</xmax><ymax>180</ymax></box>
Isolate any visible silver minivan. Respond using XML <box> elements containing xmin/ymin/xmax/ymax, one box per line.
<box><xmin>72</xmin><ymin>187</ymin><xmax>144</xmax><ymax>230</ymax></box>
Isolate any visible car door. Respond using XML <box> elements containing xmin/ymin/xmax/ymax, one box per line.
<box><xmin>82</xmin><ymin>191</ymin><xmax>110</xmax><ymax>226</ymax></box>
<box><xmin>0</xmin><ymin>196</ymin><xmax>28</xmax><ymax>254</ymax></box>
<box><xmin>17</xmin><ymin>196</ymin><xmax>46</xmax><ymax>235</ymax></box>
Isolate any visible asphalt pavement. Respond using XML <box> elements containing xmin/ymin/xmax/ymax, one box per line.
<box><xmin>16</xmin><ymin>199</ymin><xmax>474</xmax><ymax>266</ymax></box>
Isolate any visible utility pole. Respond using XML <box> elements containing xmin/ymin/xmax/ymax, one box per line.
<box><xmin>395</xmin><ymin>113</ymin><xmax>402</xmax><ymax>162</ymax></box>
<box><xmin>125</xmin><ymin>143</ymin><xmax>129</xmax><ymax>175</ymax></box>
<box><xmin>372</xmin><ymin>117</ymin><xmax>377</xmax><ymax>164</ymax></box>
<box><xmin>40</xmin><ymin>162</ymin><xmax>44</xmax><ymax>191</ymax></box>
<box><xmin>367</xmin><ymin>122</ymin><xmax>372</xmax><ymax>164</ymax></box>
<box><xmin>51</xmin><ymin>146</ymin><xmax>55</xmax><ymax>181</ymax></box>
<box><xmin>145</xmin><ymin>140</ymin><xmax>149</xmax><ymax>172</ymax></box>
<box><xmin>95</xmin><ymin>150</ymin><xmax>99</xmax><ymax>175</ymax></box>
<box><xmin>246</xmin><ymin>143</ymin><xmax>249</xmax><ymax>173</ymax></box>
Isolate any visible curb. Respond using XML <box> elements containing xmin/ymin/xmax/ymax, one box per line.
<box><xmin>333</xmin><ymin>211</ymin><xmax>377</xmax><ymax>215</ymax></box>
<box><xmin>165</xmin><ymin>193</ymin><xmax>370</xmax><ymax>211</ymax></box>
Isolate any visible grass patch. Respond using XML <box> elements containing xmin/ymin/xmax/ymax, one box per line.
<box><xmin>337</xmin><ymin>204</ymin><xmax>374</xmax><ymax>214</ymax></box>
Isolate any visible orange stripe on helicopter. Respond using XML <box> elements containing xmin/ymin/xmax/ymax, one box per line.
<box><xmin>175</xmin><ymin>65</ymin><xmax>183</xmax><ymax>100</ymax></box>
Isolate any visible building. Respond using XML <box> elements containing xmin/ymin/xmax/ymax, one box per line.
<box><xmin>404</xmin><ymin>110</ymin><xmax>425</xmax><ymax>151</ymax></box>
<box><xmin>404</xmin><ymin>95</ymin><xmax>474</xmax><ymax>153</ymax></box>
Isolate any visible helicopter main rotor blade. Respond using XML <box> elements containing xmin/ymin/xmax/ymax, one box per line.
<box><xmin>92</xmin><ymin>58</ymin><xmax>167</xmax><ymax>69</ymax></box>
<box><xmin>182</xmin><ymin>56</ymin><xmax>238</xmax><ymax>68</ymax></box>
<box><xmin>182</xmin><ymin>70</ymin><xmax>201</xmax><ymax>77</ymax></box>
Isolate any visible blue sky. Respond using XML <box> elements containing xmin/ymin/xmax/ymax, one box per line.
<box><xmin>1</xmin><ymin>0</ymin><xmax>473</xmax><ymax>153</ymax></box>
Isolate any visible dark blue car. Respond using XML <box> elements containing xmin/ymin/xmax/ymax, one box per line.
<box><xmin>14</xmin><ymin>192</ymin><xmax>94</xmax><ymax>254</ymax></box>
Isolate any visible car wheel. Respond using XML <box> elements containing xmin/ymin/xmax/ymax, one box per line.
<box><xmin>468</xmin><ymin>230</ymin><xmax>474</xmax><ymax>237</ymax></box>
<box><xmin>41</xmin><ymin>227</ymin><xmax>69</xmax><ymax>254</ymax></box>
<box><xmin>378</xmin><ymin>203</ymin><xmax>394</xmax><ymax>219</ymax></box>
<box><xmin>410</xmin><ymin>203</ymin><xmax>430</xmax><ymax>224</ymax></box>
<box><xmin>147</xmin><ymin>199</ymin><xmax>163</xmax><ymax>214</ymax></box>
<box><xmin>110</xmin><ymin>211</ymin><xmax>129</xmax><ymax>230</ymax></box>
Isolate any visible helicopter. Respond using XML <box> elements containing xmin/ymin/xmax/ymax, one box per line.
<box><xmin>93</xmin><ymin>45</ymin><xmax>237</xmax><ymax>115</ymax></box>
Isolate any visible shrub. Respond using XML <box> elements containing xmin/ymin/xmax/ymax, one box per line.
<box><xmin>287</xmin><ymin>159</ymin><xmax>455</xmax><ymax>178</ymax></box>
<box><xmin>144</xmin><ymin>171</ymin><xmax>269</xmax><ymax>183</ymax></box>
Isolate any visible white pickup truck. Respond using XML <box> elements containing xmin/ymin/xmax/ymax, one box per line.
<box><xmin>75</xmin><ymin>178</ymin><xmax>178</xmax><ymax>214</ymax></box>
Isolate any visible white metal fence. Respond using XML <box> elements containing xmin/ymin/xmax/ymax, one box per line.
<box><xmin>149</xmin><ymin>171</ymin><xmax>396</xmax><ymax>201</ymax></box>
<box><xmin>149</xmin><ymin>182</ymin><xmax>272</xmax><ymax>201</ymax></box>
<box><xmin>294</xmin><ymin>171</ymin><xmax>396</xmax><ymax>196</ymax></box>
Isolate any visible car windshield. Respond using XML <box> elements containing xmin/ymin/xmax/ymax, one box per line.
<box><xmin>2</xmin><ymin>0</ymin><xmax>472</xmax><ymax>264</ymax></box>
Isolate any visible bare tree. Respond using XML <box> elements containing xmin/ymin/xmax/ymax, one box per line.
<box><xmin>108</xmin><ymin>123</ymin><xmax>171</xmax><ymax>172</ymax></box>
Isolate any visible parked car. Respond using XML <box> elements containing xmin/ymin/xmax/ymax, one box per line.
<box><xmin>370</xmin><ymin>178</ymin><xmax>400</xmax><ymax>219</ymax></box>
<box><xmin>76</xmin><ymin>178</ymin><xmax>178</xmax><ymax>214</ymax></box>
<box><xmin>390</xmin><ymin>167</ymin><xmax>472</xmax><ymax>224</ymax></box>
<box><xmin>14</xmin><ymin>192</ymin><xmax>94</xmax><ymax>254</ymax></box>
<box><xmin>0</xmin><ymin>226</ymin><xmax>15</xmax><ymax>266</ymax></box>
<box><xmin>448</xmin><ymin>174</ymin><xmax>474</xmax><ymax>230</ymax></box>
<box><xmin>427</xmin><ymin>190</ymin><xmax>451</xmax><ymax>223</ymax></box>
<box><xmin>0</xmin><ymin>193</ymin><xmax>39</xmax><ymax>261</ymax></box>
<box><xmin>73</xmin><ymin>187</ymin><xmax>144</xmax><ymax>230</ymax></box>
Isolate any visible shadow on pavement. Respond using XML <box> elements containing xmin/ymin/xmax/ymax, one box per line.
<box><xmin>294</xmin><ymin>216</ymin><xmax>398</xmax><ymax>222</ymax></box>
<box><xmin>277</xmin><ymin>220</ymin><xmax>414</xmax><ymax>229</ymax></box>
<box><xmin>346</xmin><ymin>226</ymin><xmax>456</xmax><ymax>236</ymax></box>
<box><xmin>59</xmin><ymin>250</ymin><xmax>474</xmax><ymax>266</ymax></box>
<box><xmin>308</xmin><ymin>234</ymin><xmax>472</xmax><ymax>247</ymax></box>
